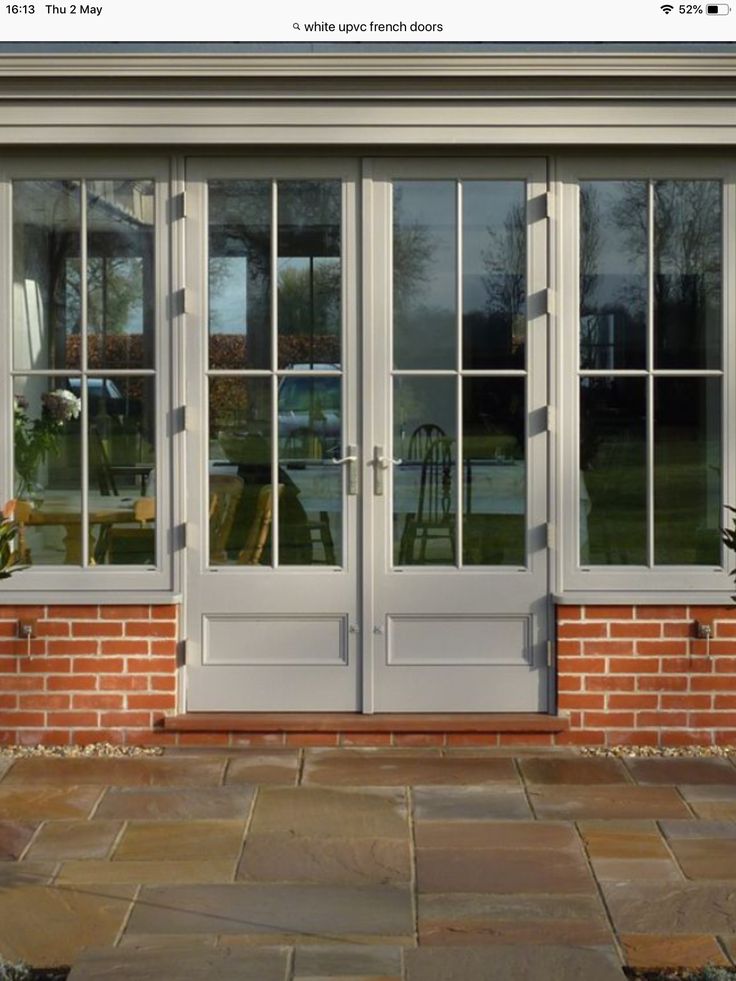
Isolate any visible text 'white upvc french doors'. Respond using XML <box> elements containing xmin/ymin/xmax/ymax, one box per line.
<box><xmin>185</xmin><ymin>158</ymin><xmax>549</xmax><ymax>713</ymax></box>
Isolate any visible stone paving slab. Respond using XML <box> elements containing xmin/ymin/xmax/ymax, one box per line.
<box><xmin>67</xmin><ymin>943</ymin><xmax>290</xmax><ymax>980</ymax></box>
<box><xmin>0</xmin><ymin>759</ymin><xmax>13</xmax><ymax>782</ymax></box>
<box><xmin>660</xmin><ymin>819</ymin><xmax>736</xmax><ymax>839</ymax></box>
<box><xmin>94</xmin><ymin>787</ymin><xmax>256</xmax><ymax>820</ymax></box>
<box><xmin>0</xmin><ymin>785</ymin><xmax>102</xmax><ymax>820</ymax></box>
<box><xmin>416</xmin><ymin>845</ymin><xmax>596</xmax><ymax>894</ymax></box>
<box><xmin>224</xmin><ymin>752</ymin><xmax>300</xmax><ymax>785</ymax></box>
<box><xmin>519</xmin><ymin>756</ymin><xmax>631</xmax><ymax>786</ymax></box>
<box><xmin>529</xmin><ymin>785</ymin><xmax>691</xmax><ymax>820</ymax></box>
<box><xmin>302</xmin><ymin>752</ymin><xmax>518</xmax><ymax>787</ymax></box>
<box><xmin>112</xmin><ymin>819</ymin><xmax>245</xmax><ymax>862</ymax></box>
<box><xmin>590</xmin><ymin>857</ymin><xmax>682</xmax><ymax>882</ymax></box>
<box><xmin>125</xmin><ymin>883</ymin><xmax>414</xmax><ymax>941</ymax></box>
<box><xmin>250</xmin><ymin>787</ymin><xmax>408</xmax><ymax>838</ymax></box>
<box><xmin>414</xmin><ymin>820</ymin><xmax>578</xmax><ymax>851</ymax></box>
<box><xmin>57</xmin><ymin>859</ymin><xmax>237</xmax><ymax>885</ymax></box>
<box><xmin>625</xmin><ymin>757</ymin><xmax>736</xmax><ymax>786</ymax></box>
<box><xmin>0</xmin><ymin>883</ymin><xmax>136</xmax><ymax>967</ymax></box>
<box><xmin>411</xmin><ymin>786</ymin><xmax>531</xmax><ymax>821</ymax></box>
<box><xmin>620</xmin><ymin>933</ymin><xmax>730</xmax><ymax>969</ymax></box>
<box><xmin>25</xmin><ymin>819</ymin><xmax>123</xmax><ymax>861</ymax></box>
<box><xmin>0</xmin><ymin>861</ymin><xmax>58</xmax><ymax>886</ymax></box>
<box><xmin>237</xmin><ymin>834</ymin><xmax>410</xmax><ymax>886</ymax></box>
<box><xmin>3</xmin><ymin>757</ymin><xmax>228</xmax><ymax>787</ymax></box>
<box><xmin>603</xmin><ymin>880</ymin><xmax>736</xmax><ymax>933</ymax></box>
<box><xmin>404</xmin><ymin>944</ymin><xmax>625</xmax><ymax>980</ymax></box>
<box><xmin>677</xmin><ymin>785</ymin><xmax>736</xmax><ymax>819</ymax></box>
<box><xmin>292</xmin><ymin>944</ymin><xmax>403</xmax><ymax>977</ymax></box>
<box><xmin>0</xmin><ymin>819</ymin><xmax>36</xmax><ymax>860</ymax></box>
<box><xmin>667</xmin><ymin>837</ymin><xmax>736</xmax><ymax>879</ymax></box>
<box><xmin>578</xmin><ymin>820</ymin><xmax>671</xmax><ymax>859</ymax></box>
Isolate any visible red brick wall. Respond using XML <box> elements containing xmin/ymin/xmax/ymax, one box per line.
<box><xmin>557</xmin><ymin>605</ymin><xmax>736</xmax><ymax>747</ymax></box>
<box><xmin>0</xmin><ymin>604</ymin><xmax>179</xmax><ymax>746</ymax></box>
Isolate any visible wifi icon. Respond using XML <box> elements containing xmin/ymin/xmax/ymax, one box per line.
<box><xmin>661</xmin><ymin>3</ymin><xmax>674</xmax><ymax>10</ymax></box>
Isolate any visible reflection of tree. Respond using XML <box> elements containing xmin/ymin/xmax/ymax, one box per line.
<box><xmin>482</xmin><ymin>202</ymin><xmax>525</xmax><ymax>325</ymax></box>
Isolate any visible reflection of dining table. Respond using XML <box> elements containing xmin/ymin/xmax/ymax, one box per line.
<box><xmin>109</xmin><ymin>464</ymin><xmax>155</xmax><ymax>497</ymax></box>
<box><xmin>25</xmin><ymin>496</ymin><xmax>137</xmax><ymax>564</ymax></box>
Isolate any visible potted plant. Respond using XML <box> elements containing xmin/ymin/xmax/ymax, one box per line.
<box><xmin>13</xmin><ymin>390</ymin><xmax>81</xmax><ymax>503</ymax></box>
<box><xmin>0</xmin><ymin>501</ymin><xmax>21</xmax><ymax>580</ymax></box>
<box><xmin>724</xmin><ymin>506</ymin><xmax>736</xmax><ymax>601</ymax></box>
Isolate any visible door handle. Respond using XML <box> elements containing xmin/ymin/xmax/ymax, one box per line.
<box><xmin>331</xmin><ymin>444</ymin><xmax>358</xmax><ymax>495</ymax></box>
<box><xmin>371</xmin><ymin>445</ymin><xmax>402</xmax><ymax>496</ymax></box>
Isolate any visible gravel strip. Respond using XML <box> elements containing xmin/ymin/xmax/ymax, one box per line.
<box><xmin>581</xmin><ymin>745</ymin><xmax>736</xmax><ymax>759</ymax></box>
<box><xmin>0</xmin><ymin>742</ymin><xmax>164</xmax><ymax>758</ymax></box>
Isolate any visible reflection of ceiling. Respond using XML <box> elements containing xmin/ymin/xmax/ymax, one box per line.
<box><xmin>14</xmin><ymin>179</ymin><xmax>153</xmax><ymax>232</ymax></box>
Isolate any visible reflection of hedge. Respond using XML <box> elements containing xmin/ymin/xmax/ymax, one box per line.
<box><xmin>66</xmin><ymin>335</ymin><xmax>147</xmax><ymax>402</ymax></box>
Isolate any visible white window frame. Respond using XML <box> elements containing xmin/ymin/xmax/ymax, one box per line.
<box><xmin>555</xmin><ymin>154</ymin><xmax>736</xmax><ymax>601</ymax></box>
<box><xmin>0</xmin><ymin>156</ymin><xmax>176</xmax><ymax>598</ymax></box>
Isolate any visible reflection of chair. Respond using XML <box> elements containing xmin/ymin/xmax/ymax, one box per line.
<box><xmin>238</xmin><ymin>484</ymin><xmax>283</xmax><ymax>565</ymax></box>
<box><xmin>90</xmin><ymin>425</ymin><xmax>118</xmax><ymax>497</ymax></box>
<box><xmin>407</xmin><ymin>423</ymin><xmax>445</xmax><ymax>462</ymax></box>
<box><xmin>2</xmin><ymin>498</ymin><xmax>32</xmax><ymax>565</ymax></box>
<box><xmin>103</xmin><ymin>497</ymin><xmax>156</xmax><ymax>565</ymax></box>
<box><xmin>209</xmin><ymin>475</ymin><xmax>245</xmax><ymax>563</ymax></box>
<box><xmin>399</xmin><ymin>436</ymin><xmax>456</xmax><ymax>564</ymax></box>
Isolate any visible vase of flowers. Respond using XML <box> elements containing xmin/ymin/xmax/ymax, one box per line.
<box><xmin>14</xmin><ymin>389</ymin><xmax>81</xmax><ymax>502</ymax></box>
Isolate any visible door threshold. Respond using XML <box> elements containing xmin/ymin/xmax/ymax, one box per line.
<box><xmin>163</xmin><ymin>712</ymin><xmax>569</xmax><ymax>734</ymax></box>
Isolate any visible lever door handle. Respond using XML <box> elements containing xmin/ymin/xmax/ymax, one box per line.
<box><xmin>331</xmin><ymin>445</ymin><xmax>358</xmax><ymax>495</ymax></box>
<box><xmin>372</xmin><ymin>445</ymin><xmax>401</xmax><ymax>495</ymax></box>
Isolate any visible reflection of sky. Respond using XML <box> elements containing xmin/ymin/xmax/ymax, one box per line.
<box><xmin>210</xmin><ymin>256</ymin><xmax>247</xmax><ymax>334</ymax></box>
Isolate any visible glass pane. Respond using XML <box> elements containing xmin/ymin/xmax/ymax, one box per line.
<box><xmin>87</xmin><ymin>181</ymin><xmax>155</xmax><ymax>369</ymax></box>
<box><xmin>278</xmin><ymin>181</ymin><xmax>341</xmax><ymax>370</ymax></box>
<box><xmin>13</xmin><ymin>379</ymin><xmax>82</xmax><ymax>565</ymax></box>
<box><xmin>463</xmin><ymin>181</ymin><xmax>526</xmax><ymax>370</ymax></box>
<box><xmin>654</xmin><ymin>181</ymin><xmax>721</xmax><ymax>369</ymax></box>
<box><xmin>655</xmin><ymin>378</ymin><xmax>721</xmax><ymax>565</ymax></box>
<box><xmin>580</xmin><ymin>181</ymin><xmax>647</xmax><ymax>370</ymax></box>
<box><xmin>463</xmin><ymin>378</ymin><xmax>525</xmax><ymax>566</ymax></box>
<box><xmin>278</xmin><ymin>376</ymin><xmax>342</xmax><ymax>566</ymax></box>
<box><xmin>393</xmin><ymin>181</ymin><xmax>456</xmax><ymax>370</ymax></box>
<box><xmin>209</xmin><ymin>377</ymin><xmax>272</xmax><ymax>566</ymax></box>
<box><xmin>88</xmin><ymin>377</ymin><xmax>156</xmax><ymax>566</ymax></box>
<box><xmin>394</xmin><ymin>376</ymin><xmax>457</xmax><ymax>566</ymax></box>
<box><xmin>580</xmin><ymin>377</ymin><xmax>647</xmax><ymax>565</ymax></box>
<box><xmin>209</xmin><ymin>181</ymin><xmax>271</xmax><ymax>370</ymax></box>
<box><xmin>13</xmin><ymin>180</ymin><xmax>81</xmax><ymax>371</ymax></box>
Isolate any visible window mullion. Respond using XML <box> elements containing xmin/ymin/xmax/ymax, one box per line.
<box><xmin>646</xmin><ymin>180</ymin><xmax>655</xmax><ymax>570</ymax></box>
<box><xmin>456</xmin><ymin>179</ymin><xmax>463</xmax><ymax>570</ymax></box>
<box><xmin>80</xmin><ymin>178</ymin><xmax>90</xmax><ymax>569</ymax></box>
<box><xmin>270</xmin><ymin>179</ymin><xmax>279</xmax><ymax>570</ymax></box>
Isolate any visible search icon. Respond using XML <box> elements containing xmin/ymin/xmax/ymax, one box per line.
<box><xmin>292</xmin><ymin>22</ymin><xmax>300</xmax><ymax>29</ymax></box>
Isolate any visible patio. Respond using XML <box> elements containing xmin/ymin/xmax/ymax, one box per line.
<box><xmin>2</xmin><ymin>747</ymin><xmax>736</xmax><ymax>978</ymax></box>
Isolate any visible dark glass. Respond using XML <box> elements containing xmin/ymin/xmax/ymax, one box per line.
<box><xmin>463</xmin><ymin>378</ymin><xmax>525</xmax><ymax>565</ymax></box>
<box><xmin>278</xmin><ymin>376</ymin><xmax>342</xmax><ymax>566</ymax></box>
<box><xmin>654</xmin><ymin>378</ymin><xmax>721</xmax><ymax>564</ymax></box>
<box><xmin>13</xmin><ymin>181</ymin><xmax>81</xmax><ymax>371</ymax></box>
<box><xmin>394</xmin><ymin>376</ymin><xmax>456</xmax><ymax>565</ymax></box>
<box><xmin>208</xmin><ymin>377</ymin><xmax>272</xmax><ymax>566</ymax></box>
<box><xmin>208</xmin><ymin>181</ymin><xmax>271</xmax><ymax>370</ymax></box>
<box><xmin>463</xmin><ymin>181</ymin><xmax>526</xmax><ymax>370</ymax></box>
<box><xmin>13</xmin><ymin>378</ymin><xmax>82</xmax><ymax>566</ymax></box>
<box><xmin>580</xmin><ymin>377</ymin><xmax>647</xmax><ymax>565</ymax></box>
<box><xmin>654</xmin><ymin>180</ymin><xmax>721</xmax><ymax>369</ymax></box>
<box><xmin>580</xmin><ymin>182</ymin><xmax>647</xmax><ymax>370</ymax></box>
<box><xmin>393</xmin><ymin>182</ymin><xmax>456</xmax><ymax>369</ymax></box>
<box><xmin>277</xmin><ymin>181</ymin><xmax>341</xmax><ymax>370</ymax></box>
<box><xmin>87</xmin><ymin>181</ymin><xmax>155</xmax><ymax>369</ymax></box>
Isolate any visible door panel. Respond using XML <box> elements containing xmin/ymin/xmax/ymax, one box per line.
<box><xmin>364</xmin><ymin>159</ymin><xmax>550</xmax><ymax>712</ymax></box>
<box><xmin>185</xmin><ymin>159</ymin><xmax>360</xmax><ymax>712</ymax></box>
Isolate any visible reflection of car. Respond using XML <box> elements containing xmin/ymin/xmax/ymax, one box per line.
<box><xmin>278</xmin><ymin>368</ymin><xmax>341</xmax><ymax>456</ymax></box>
<box><xmin>67</xmin><ymin>378</ymin><xmax>125</xmax><ymax>417</ymax></box>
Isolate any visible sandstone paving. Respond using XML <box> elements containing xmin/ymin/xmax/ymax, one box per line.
<box><xmin>250</xmin><ymin>787</ymin><xmax>408</xmax><ymax>838</ymax></box>
<box><xmin>67</xmin><ymin>943</ymin><xmax>290</xmax><ymax>980</ymax></box>
<box><xmin>589</xmin><ymin>857</ymin><xmax>682</xmax><ymax>882</ymax></box>
<box><xmin>519</xmin><ymin>756</ymin><xmax>631</xmax><ymax>786</ymax></box>
<box><xmin>292</xmin><ymin>944</ymin><xmax>403</xmax><ymax>977</ymax></box>
<box><xmin>25</xmin><ymin>819</ymin><xmax>123</xmax><ymax>860</ymax></box>
<box><xmin>0</xmin><ymin>784</ymin><xmax>101</xmax><ymax>820</ymax></box>
<box><xmin>414</xmin><ymin>820</ymin><xmax>578</xmax><ymax>851</ymax></box>
<box><xmin>660</xmin><ymin>819</ymin><xmax>736</xmax><ymax>839</ymax></box>
<box><xmin>0</xmin><ymin>860</ymin><xmax>57</xmax><ymax>886</ymax></box>
<box><xmin>529</xmin><ymin>784</ymin><xmax>692</xmax><ymax>820</ymax></box>
<box><xmin>577</xmin><ymin>820</ymin><xmax>671</xmax><ymax>859</ymax></box>
<box><xmin>56</xmin><ymin>859</ymin><xmax>237</xmax><ymax>885</ymax></box>
<box><xmin>603</xmin><ymin>880</ymin><xmax>736</xmax><ymax>934</ymax></box>
<box><xmin>124</xmin><ymin>883</ymin><xmax>414</xmax><ymax>941</ymax></box>
<box><xmin>0</xmin><ymin>819</ymin><xmax>36</xmax><ymax>860</ymax></box>
<box><xmin>3</xmin><ymin>756</ymin><xmax>228</xmax><ymax>787</ymax></box>
<box><xmin>417</xmin><ymin>893</ymin><xmax>613</xmax><ymax>947</ymax></box>
<box><xmin>665</xmin><ymin>837</ymin><xmax>736</xmax><ymax>879</ymax></box>
<box><xmin>112</xmin><ymin>819</ymin><xmax>245</xmax><ymax>862</ymax></box>
<box><xmin>93</xmin><ymin>786</ymin><xmax>255</xmax><ymax>820</ymax></box>
<box><xmin>411</xmin><ymin>786</ymin><xmax>531</xmax><ymax>821</ymax></box>
<box><xmin>0</xmin><ymin>883</ymin><xmax>136</xmax><ymax>967</ymax></box>
<box><xmin>676</xmin><ymin>785</ymin><xmax>736</xmax><ymax>819</ymax></box>
<box><xmin>625</xmin><ymin>757</ymin><xmax>736</xmax><ymax>786</ymax></box>
<box><xmin>403</xmin><ymin>944</ymin><xmax>625</xmax><ymax>980</ymax></box>
<box><xmin>0</xmin><ymin>759</ymin><xmax>13</xmax><ymax>782</ymax></box>
<box><xmin>620</xmin><ymin>933</ymin><xmax>730</xmax><ymax>969</ymax></box>
<box><xmin>302</xmin><ymin>751</ymin><xmax>518</xmax><ymax>786</ymax></box>
<box><xmin>237</xmin><ymin>833</ymin><xmax>410</xmax><ymax>886</ymax></box>
<box><xmin>224</xmin><ymin>751</ymin><xmax>300</xmax><ymax>785</ymax></box>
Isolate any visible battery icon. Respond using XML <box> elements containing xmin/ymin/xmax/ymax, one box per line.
<box><xmin>706</xmin><ymin>3</ymin><xmax>730</xmax><ymax>12</ymax></box>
